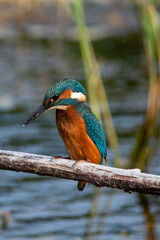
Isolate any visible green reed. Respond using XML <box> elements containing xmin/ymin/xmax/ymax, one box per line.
<box><xmin>130</xmin><ymin>0</ymin><xmax>160</xmax><ymax>170</ymax></box>
<box><xmin>61</xmin><ymin>0</ymin><xmax>122</xmax><ymax>166</ymax></box>
<box><xmin>130</xmin><ymin>1</ymin><xmax>160</xmax><ymax>238</ymax></box>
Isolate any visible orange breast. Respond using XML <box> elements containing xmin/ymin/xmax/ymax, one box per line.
<box><xmin>56</xmin><ymin>106</ymin><xmax>101</xmax><ymax>165</ymax></box>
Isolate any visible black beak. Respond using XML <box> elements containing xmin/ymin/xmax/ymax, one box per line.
<box><xmin>23</xmin><ymin>103</ymin><xmax>50</xmax><ymax>127</ymax></box>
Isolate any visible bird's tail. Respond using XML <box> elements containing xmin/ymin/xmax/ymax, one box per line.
<box><xmin>77</xmin><ymin>181</ymin><xmax>86</xmax><ymax>191</ymax></box>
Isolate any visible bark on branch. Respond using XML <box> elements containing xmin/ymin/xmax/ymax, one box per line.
<box><xmin>0</xmin><ymin>149</ymin><xmax>160</xmax><ymax>195</ymax></box>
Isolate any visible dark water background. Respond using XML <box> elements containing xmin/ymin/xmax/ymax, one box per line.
<box><xmin>0</xmin><ymin>34</ymin><xmax>160</xmax><ymax>239</ymax></box>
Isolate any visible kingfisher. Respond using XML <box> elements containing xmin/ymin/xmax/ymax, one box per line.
<box><xmin>23</xmin><ymin>78</ymin><xmax>107</xmax><ymax>191</ymax></box>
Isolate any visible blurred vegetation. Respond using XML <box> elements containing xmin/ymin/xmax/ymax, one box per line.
<box><xmin>61</xmin><ymin>0</ymin><xmax>122</xmax><ymax>167</ymax></box>
<box><xmin>61</xmin><ymin>1</ymin><xmax>160</xmax><ymax>240</ymax></box>
<box><xmin>0</xmin><ymin>0</ymin><xmax>160</xmax><ymax>239</ymax></box>
<box><xmin>130</xmin><ymin>0</ymin><xmax>160</xmax><ymax>170</ymax></box>
<box><xmin>131</xmin><ymin>2</ymin><xmax>160</xmax><ymax>240</ymax></box>
<box><xmin>61</xmin><ymin>0</ymin><xmax>160</xmax><ymax>171</ymax></box>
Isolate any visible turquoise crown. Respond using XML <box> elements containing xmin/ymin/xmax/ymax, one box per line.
<box><xmin>43</xmin><ymin>78</ymin><xmax>86</xmax><ymax>104</ymax></box>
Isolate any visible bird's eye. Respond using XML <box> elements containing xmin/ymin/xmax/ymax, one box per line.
<box><xmin>51</xmin><ymin>94</ymin><xmax>59</xmax><ymax>101</ymax></box>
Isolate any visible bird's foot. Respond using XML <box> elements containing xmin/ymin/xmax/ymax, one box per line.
<box><xmin>53</xmin><ymin>156</ymin><xmax>70</xmax><ymax>159</ymax></box>
<box><xmin>72</xmin><ymin>159</ymin><xmax>89</xmax><ymax>168</ymax></box>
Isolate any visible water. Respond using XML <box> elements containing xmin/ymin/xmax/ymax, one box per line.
<box><xmin>0</xmin><ymin>37</ymin><xmax>160</xmax><ymax>240</ymax></box>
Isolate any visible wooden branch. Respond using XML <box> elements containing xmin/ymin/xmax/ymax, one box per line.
<box><xmin>0</xmin><ymin>149</ymin><xmax>160</xmax><ymax>195</ymax></box>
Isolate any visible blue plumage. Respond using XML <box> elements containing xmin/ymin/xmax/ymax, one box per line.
<box><xmin>53</xmin><ymin>97</ymin><xmax>107</xmax><ymax>163</ymax></box>
<box><xmin>75</xmin><ymin>102</ymin><xmax>107</xmax><ymax>164</ymax></box>
<box><xmin>53</xmin><ymin>98</ymin><xmax>79</xmax><ymax>107</ymax></box>
<box><xmin>43</xmin><ymin>78</ymin><xmax>86</xmax><ymax>104</ymax></box>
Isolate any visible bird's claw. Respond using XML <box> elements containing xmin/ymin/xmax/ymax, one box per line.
<box><xmin>72</xmin><ymin>160</ymin><xmax>89</xmax><ymax>168</ymax></box>
<box><xmin>49</xmin><ymin>156</ymin><xmax>62</xmax><ymax>163</ymax></box>
<box><xmin>53</xmin><ymin>156</ymin><xmax>64</xmax><ymax>159</ymax></box>
<box><xmin>49</xmin><ymin>156</ymin><xmax>55</xmax><ymax>163</ymax></box>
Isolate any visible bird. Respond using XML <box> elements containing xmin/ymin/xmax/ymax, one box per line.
<box><xmin>23</xmin><ymin>78</ymin><xmax>107</xmax><ymax>191</ymax></box>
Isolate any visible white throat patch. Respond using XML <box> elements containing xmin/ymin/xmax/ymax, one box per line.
<box><xmin>71</xmin><ymin>92</ymin><xmax>86</xmax><ymax>102</ymax></box>
<box><xmin>48</xmin><ymin>105</ymin><xmax>68</xmax><ymax>111</ymax></box>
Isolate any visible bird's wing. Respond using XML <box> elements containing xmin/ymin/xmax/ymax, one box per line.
<box><xmin>76</xmin><ymin>103</ymin><xmax>107</xmax><ymax>162</ymax></box>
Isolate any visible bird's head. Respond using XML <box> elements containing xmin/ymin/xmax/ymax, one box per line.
<box><xmin>23</xmin><ymin>78</ymin><xmax>86</xmax><ymax>126</ymax></box>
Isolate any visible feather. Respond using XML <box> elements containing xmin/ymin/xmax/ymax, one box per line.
<box><xmin>75</xmin><ymin>103</ymin><xmax>107</xmax><ymax>163</ymax></box>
